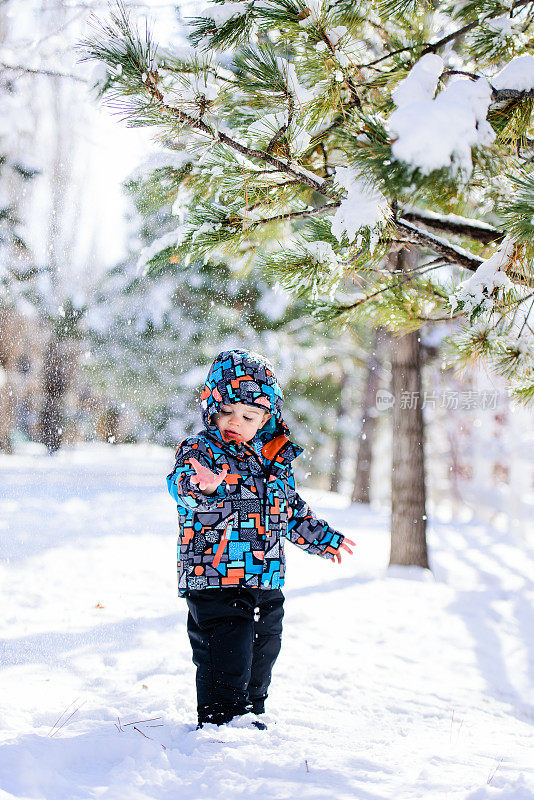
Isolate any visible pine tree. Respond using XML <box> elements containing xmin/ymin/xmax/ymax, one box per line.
<box><xmin>81</xmin><ymin>0</ymin><xmax>534</xmax><ymax>406</ymax></box>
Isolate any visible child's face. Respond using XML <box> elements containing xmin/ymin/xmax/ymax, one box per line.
<box><xmin>213</xmin><ymin>402</ymin><xmax>271</xmax><ymax>443</ymax></box>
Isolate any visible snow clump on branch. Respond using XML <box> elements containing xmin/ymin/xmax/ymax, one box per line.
<box><xmin>175</xmin><ymin>74</ymin><xmax>221</xmax><ymax>107</ymax></box>
<box><xmin>301</xmin><ymin>240</ymin><xmax>340</xmax><ymax>273</ymax></box>
<box><xmin>490</xmin><ymin>54</ymin><xmax>534</xmax><ymax>91</ymax></box>
<box><xmin>331</xmin><ymin>166</ymin><xmax>390</xmax><ymax>243</ymax></box>
<box><xmin>136</xmin><ymin>227</ymin><xmax>189</xmax><ymax>274</ymax></box>
<box><xmin>486</xmin><ymin>16</ymin><xmax>517</xmax><ymax>37</ymax></box>
<box><xmin>126</xmin><ymin>150</ymin><xmax>193</xmax><ymax>184</ymax></box>
<box><xmin>387</xmin><ymin>53</ymin><xmax>495</xmax><ymax>179</ymax></box>
<box><xmin>276</xmin><ymin>57</ymin><xmax>317</xmax><ymax>106</ymax></box>
<box><xmin>198</xmin><ymin>1</ymin><xmax>248</xmax><ymax>28</ymax></box>
<box><xmin>448</xmin><ymin>236</ymin><xmax>515</xmax><ymax>317</ymax></box>
<box><xmin>300</xmin><ymin>240</ymin><xmax>343</xmax><ymax>302</ymax></box>
<box><xmin>391</xmin><ymin>53</ymin><xmax>444</xmax><ymax>107</ymax></box>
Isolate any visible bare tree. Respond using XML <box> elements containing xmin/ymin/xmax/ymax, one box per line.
<box><xmin>389</xmin><ymin>249</ymin><xmax>429</xmax><ymax>569</ymax></box>
<box><xmin>352</xmin><ymin>326</ymin><xmax>387</xmax><ymax>505</ymax></box>
<box><xmin>330</xmin><ymin>368</ymin><xmax>349</xmax><ymax>494</ymax></box>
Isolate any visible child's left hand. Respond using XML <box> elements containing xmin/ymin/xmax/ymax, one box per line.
<box><xmin>332</xmin><ymin>537</ymin><xmax>355</xmax><ymax>564</ymax></box>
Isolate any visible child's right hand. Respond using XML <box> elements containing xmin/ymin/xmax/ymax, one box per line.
<box><xmin>188</xmin><ymin>457</ymin><xmax>229</xmax><ymax>495</ymax></box>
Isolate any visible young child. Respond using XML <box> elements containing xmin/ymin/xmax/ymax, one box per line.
<box><xmin>166</xmin><ymin>349</ymin><xmax>354</xmax><ymax>729</ymax></box>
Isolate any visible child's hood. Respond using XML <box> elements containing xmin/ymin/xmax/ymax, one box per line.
<box><xmin>199</xmin><ymin>349</ymin><xmax>303</xmax><ymax>458</ymax></box>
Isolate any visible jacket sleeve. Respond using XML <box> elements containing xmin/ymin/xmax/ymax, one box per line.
<box><xmin>284</xmin><ymin>466</ymin><xmax>345</xmax><ymax>559</ymax></box>
<box><xmin>166</xmin><ymin>437</ymin><xmax>230</xmax><ymax>511</ymax></box>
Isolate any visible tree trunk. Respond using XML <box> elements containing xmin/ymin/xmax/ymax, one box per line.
<box><xmin>352</xmin><ymin>326</ymin><xmax>387</xmax><ymax>504</ymax></box>
<box><xmin>389</xmin><ymin>250</ymin><xmax>429</xmax><ymax>569</ymax></box>
<box><xmin>330</xmin><ymin>369</ymin><xmax>348</xmax><ymax>493</ymax></box>
<box><xmin>40</xmin><ymin>335</ymin><xmax>70</xmax><ymax>453</ymax></box>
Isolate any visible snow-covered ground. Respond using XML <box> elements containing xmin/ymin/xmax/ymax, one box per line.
<box><xmin>1</xmin><ymin>443</ymin><xmax>533</xmax><ymax>800</ymax></box>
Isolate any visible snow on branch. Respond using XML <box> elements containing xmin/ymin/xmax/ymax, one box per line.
<box><xmin>489</xmin><ymin>54</ymin><xmax>534</xmax><ymax>101</ymax></box>
<box><xmin>198</xmin><ymin>2</ymin><xmax>248</xmax><ymax>29</ymax></box>
<box><xmin>0</xmin><ymin>61</ymin><xmax>86</xmax><ymax>82</ymax></box>
<box><xmin>396</xmin><ymin>218</ymin><xmax>483</xmax><ymax>272</ymax></box>
<box><xmin>400</xmin><ymin>205</ymin><xmax>503</xmax><ymax>245</ymax></box>
<box><xmin>331</xmin><ymin>166</ymin><xmax>390</xmax><ymax>244</ymax></box>
<box><xmin>126</xmin><ymin>150</ymin><xmax>193</xmax><ymax>184</ymax></box>
<box><xmin>244</xmin><ymin>202</ymin><xmax>341</xmax><ymax>229</ymax></box>
<box><xmin>136</xmin><ymin>226</ymin><xmax>188</xmax><ymax>273</ymax></box>
<box><xmin>393</xmin><ymin>221</ymin><xmax>528</xmax><ymax>289</ymax></box>
<box><xmin>391</xmin><ymin>53</ymin><xmax>443</xmax><ymax>107</ymax></box>
<box><xmin>388</xmin><ymin>54</ymin><xmax>495</xmax><ymax>180</ymax></box>
<box><xmin>490</xmin><ymin>54</ymin><xmax>534</xmax><ymax>93</ymax></box>
<box><xmin>448</xmin><ymin>236</ymin><xmax>516</xmax><ymax>318</ymax></box>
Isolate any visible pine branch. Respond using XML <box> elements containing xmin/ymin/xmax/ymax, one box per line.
<box><xmin>312</xmin><ymin>266</ymin><xmax>454</xmax><ymax>334</ymax></box>
<box><xmin>400</xmin><ymin>207</ymin><xmax>504</xmax><ymax>244</ymax></box>
<box><xmin>396</xmin><ymin>218</ymin><xmax>483</xmax><ymax>271</ymax></box>
<box><xmin>499</xmin><ymin>172</ymin><xmax>534</xmax><ymax>264</ymax></box>
<box><xmin>210</xmin><ymin>127</ymin><xmax>332</xmax><ymax>195</ymax></box>
<box><xmin>0</xmin><ymin>61</ymin><xmax>86</xmax><ymax>82</ymax></box>
<box><xmin>82</xmin><ymin>9</ymin><xmax>334</xmax><ymax>199</ymax></box>
<box><xmin>378</xmin><ymin>0</ymin><xmax>423</xmax><ymax>15</ymax></box>
<box><xmin>266</xmin><ymin>87</ymin><xmax>295</xmax><ymax>155</ymax></box>
<box><xmin>136</xmin><ymin>92</ymin><xmax>334</xmax><ymax>196</ymax></box>
<box><xmin>420</xmin><ymin>19</ymin><xmax>480</xmax><ymax>57</ymax></box>
<box><xmin>492</xmin><ymin>88</ymin><xmax>534</xmax><ymax>102</ymax></box>
<box><xmin>511</xmin><ymin>383</ymin><xmax>534</xmax><ymax>404</ymax></box>
<box><xmin>245</xmin><ymin>202</ymin><xmax>341</xmax><ymax>229</ymax></box>
<box><xmin>358</xmin><ymin>0</ymin><xmax>531</xmax><ymax>68</ymax></box>
<box><xmin>395</xmin><ymin>221</ymin><xmax>530</xmax><ymax>288</ymax></box>
<box><xmin>442</xmin><ymin>69</ymin><xmax>480</xmax><ymax>80</ymax></box>
<box><xmin>79</xmin><ymin>1</ymin><xmax>160</xmax><ymax>98</ymax></box>
<box><xmin>316</xmin><ymin>24</ymin><xmax>362</xmax><ymax>109</ymax></box>
<box><xmin>187</xmin><ymin>3</ymin><xmax>255</xmax><ymax>50</ymax></box>
<box><xmin>329</xmin><ymin>259</ymin><xmax>452</xmax><ymax>313</ymax></box>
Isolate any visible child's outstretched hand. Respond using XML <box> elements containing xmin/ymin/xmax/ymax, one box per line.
<box><xmin>332</xmin><ymin>537</ymin><xmax>355</xmax><ymax>564</ymax></box>
<box><xmin>188</xmin><ymin>457</ymin><xmax>228</xmax><ymax>495</ymax></box>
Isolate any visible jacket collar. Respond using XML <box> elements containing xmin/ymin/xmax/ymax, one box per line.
<box><xmin>202</xmin><ymin>425</ymin><xmax>303</xmax><ymax>471</ymax></box>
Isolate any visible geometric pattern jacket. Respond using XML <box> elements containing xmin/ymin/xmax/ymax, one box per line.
<box><xmin>166</xmin><ymin>348</ymin><xmax>346</xmax><ymax>596</ymax></box>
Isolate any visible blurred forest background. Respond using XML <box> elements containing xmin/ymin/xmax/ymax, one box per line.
<box><xmin>0</xmin><ymin>0</ymin><xmax>533</xmax><ymax>545</ymax></box>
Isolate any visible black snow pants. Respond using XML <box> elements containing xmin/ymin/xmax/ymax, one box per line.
<box><xmin>185</xmin><ymin>586</ymin><xmax>284</xmax><ymax>726</ymax></box>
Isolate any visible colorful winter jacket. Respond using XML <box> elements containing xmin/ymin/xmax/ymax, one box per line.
<box><xmin>166</xmin><ymin>349</ymin><xmax>345</xmax><ymax>595</ymax></box>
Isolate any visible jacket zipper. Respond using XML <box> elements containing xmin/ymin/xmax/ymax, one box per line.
<box><xmin>262</xmin><ymin>444</ymin><xmax>288</xmax><ymax>537</ymax></box>
<box><xmin>212</xmin><ymin>515</ymin><xmax>234</xmax><ymax>569</ymax></box>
